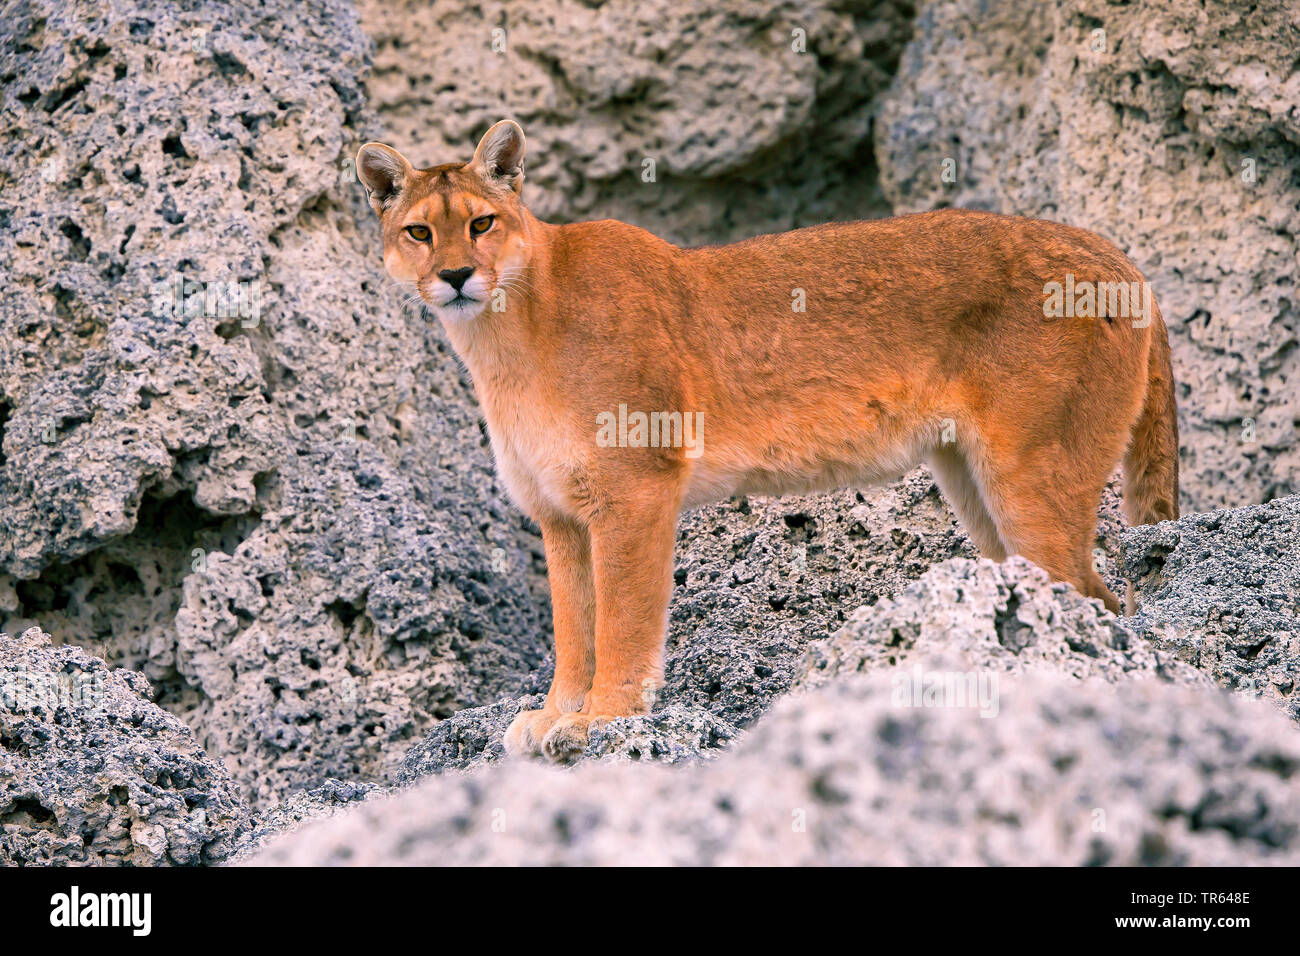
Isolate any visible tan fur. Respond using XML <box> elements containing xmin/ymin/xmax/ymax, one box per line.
<box><xmin>357</xmin><ymin>121</ymin><xmax>1181</xmax><ymax>762</ymax></box>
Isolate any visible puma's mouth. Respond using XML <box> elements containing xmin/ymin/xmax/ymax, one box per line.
<box><xmin>419</xmin><ymin>271</ymin><xmax>492</xmax><ymax>322</ymax></box>
<box><xmin>428</xmin><ymin>288</ymin><xmax>488</xmax><ymax>322</ymax></box>
<box><xmin>423</xmin><ymin>272</ymin><xmax>491</xmax><ymax>317</ymax></box>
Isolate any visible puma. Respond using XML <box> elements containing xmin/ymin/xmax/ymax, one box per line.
<box><xmin>357</xmin><ymin>120</ymin><xmax>1179</xmax><ymax>763</ymax></box>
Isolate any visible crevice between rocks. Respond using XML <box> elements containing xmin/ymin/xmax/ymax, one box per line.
<box><xmin>1</xmin><ymin>489</ymin><xmax>260</xmax><ymax>713</ymax></box>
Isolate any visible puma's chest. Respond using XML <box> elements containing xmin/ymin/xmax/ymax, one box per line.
<box><xmin>477</xmin><ymin>380</ymin><xmax>582</xmax><ymax>519</ymax></box>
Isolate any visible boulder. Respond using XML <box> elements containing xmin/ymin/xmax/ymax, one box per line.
<box><xmin>357</xmin><ymin>0</ymin><xmax>916</xmax><ymax>245</ymax></box>
<box><xmin>797</xmin><ymin>555</ymin><xmax>1210</xmax><ymax>691</ymax></box>
<box><xmin>0</xmin><ymin>0</ymin><xmax>548</xmax><ymax>807</ymax></box>
<box><xmin>249</xmin><ymin>668</ymin><xmax>1300</xmax><ymax>866</ymax></box>
<box><xmin>1123</xmin><ymin>493</ymin><xmax>1300</xmax><ymax>722</ymax></box>
<box><xmin>0</xmin><ymin>627</ymin><xmax>248</xmax><ymax>865</ymax></box>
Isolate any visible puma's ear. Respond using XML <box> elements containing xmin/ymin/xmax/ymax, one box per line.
<box><xmin>356</xmin><ymin>142</ymin><xmax>413</xmax><ymax>212</ymax></box>
<box><xmin>470</xmin><ymin>120</ymin><xmax>526</xmax><ymax>194</ymax></box>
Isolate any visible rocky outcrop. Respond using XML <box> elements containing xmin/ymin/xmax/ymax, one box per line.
<box><xmin>0</xmin><ymin>0</ymin><xmax>547</xmax><ymax>807</ymax></box>
<box><xmin>248</xmin><ymin>492</ymin><xmax>1300</xmax><ymax>864</ymax></box>
<box><xmin>248</xmin><ymin>670</ymin><xmax>1300</xmax><ymax>866</ymax></box>
<box><xmin>1123</xmin><ymin>494</ymin><xmax>1300</xmax><ymax>722</ymax></box>
<box><xmin>2</xmin><ymin>0</ymin><xmax>1298</xmax><ymax>866</ymax></box>
<box><xmin>0</xmin><ymin>627</ymin><xmax>248</xmax><ymax>865</ymax></box>
<box><xmin>357</xmin><ymin>0</ymin><xmax>914</xmax><ymax>245</ymax></box>
<box><xmin>796</xmin><ymin>556</ymin><xmax>1209</xmax><ymax>691</ymax></box>
<box><xmin>875</xmin><ymin>0</ymin><xmax>1300</xmax><ymax>513</ymax></box>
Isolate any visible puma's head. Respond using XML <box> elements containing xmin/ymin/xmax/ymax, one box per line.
<box><xmin>356</xmin><ymin>119</ymin><xmax>529</xmax><ymax>323</ymax></box>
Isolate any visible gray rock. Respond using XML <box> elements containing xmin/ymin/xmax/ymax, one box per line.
<box><xmin>245</xmin><ymin>490</ymin><xmax>1300</xmax><ymax>865</ymax></box>
<box><xmin>357</xmin><ymin>0</ymin><xmax>915</xmax><ymax>246</ymax></box>
<box><xmin>3</xmin><ymin>0</ymin><xmax>1298</xmax><ymax>867</ymax></box>
<box><xmin>246</xmin><ymin>669</ymin><xmax>1300</xmax><ymax>866</ymax></box>
<box><xmin>0</xmin><ymin>628</ymin><xmax>248</xmax><ymax>865</ymax></box>
<box><xmin>223</xmin><ymin>777</ymin><xmax>376</xmax><ymax>863</ymax></box>
<box><xmin>397</xmin><ymin>693</ymin><xmax>543</xmax><ymax>781</ymax></box>
<box><xmin>797</xmin><ymin>555</ymin><xmax>1210</xmax><ymax>691</ymax></box>
<box><xmin>0</xmin><ymin>0</ymin><xmax>548</xmax><ymax>806</ymax></box>
<box><xmin>664</xmin><ymin>476</ymin><xmax>976</xmax><ymax>733</ymax></box>
<box><xmin>1123</xmin><ymin>493</ymin><xmax>1300</xmax><ymax>722</ymax></box>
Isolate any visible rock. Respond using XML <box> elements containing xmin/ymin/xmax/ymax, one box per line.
<box><xmin>246</xmin><ymin>492</ymin><xmax>1300</xmax><ymax>865</ymax></box>
<box><xmin>1123</xmin><ymin>493</ymin><xmax>1300</xmax><ymax>721</ymax></box>
<box><xmin>661</xmin><ymin>475</ymin><xmax>976</xmax><ymax>732</ymax></box>
<box><xmin>397</xmin><ymin>694</ymin><xmax>543</xmax><ymax>781</ymax></box>
<box><xmin>797</xmin><ymin>555</ymin><xmax>1210</xmax><ymax>691</ymax></box>
<box><xmin>246</xmin><ymin>669</ymin><xmax>1300</xmax><ymax>865</ymax></box>
<box><xmin>0</xmin><ymin>0</ymin><xmax>548</xmax><ymax>806</ymax></box>
<box><xmin>356</xmin><ymin>0</ymin><xmax>915</xmax><ymax>245</ymax></box>
<box><xmin>223</xmin><ymin>777</ymin><xmax>376</xmax><ymax>863</ymax></box>
<box><xmin>4</xmin><ymin>0</ymin><xmax>1299</xmax><ymax>867</ymax></box>
<box><xmin>0</xmin><ymin>628</ymin><xmax>248</xmax><ymax>865</ymax></box>
<box><xmin>874</xmin><ymin>0</ymin><xmax>1300</xmax><ymax>512</ymax></box>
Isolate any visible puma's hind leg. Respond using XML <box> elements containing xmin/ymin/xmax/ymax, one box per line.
<box><xmin>964</xmin><ymin>436</ymin><xmax>1121</xmax><ymax>614</ymax></box>
<box><xmin>925</xmin><ymin>443</ymin><xmax>1007</xmax><ymax>561</ymax></box>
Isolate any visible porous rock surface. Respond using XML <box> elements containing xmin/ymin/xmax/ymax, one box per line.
<box><xmin>248</xmin><ymin>670</ymin><xmax>1300</xmax><ymax>866</ymax></box>
<box><xmin>358</xmin><ymin>0</ymin><xmax>915</xmax><ymax>245</ymax></box>
<box><xmin>0</xmin><ymin>627</ymin><xmax>248</xmax><ymax>865</ymax></box>
<box><xmin>1123</xmin><ymin>494</ymin><xmax>1300</xmax><ymax>722</ymax></box>
<box><xmin>0</xmin><ymin>0</ymin><xmax>547</xmax><ymax>808</ymax></box>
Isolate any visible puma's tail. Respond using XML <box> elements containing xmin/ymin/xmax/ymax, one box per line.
<box><xmin>1122</xmin><ymin>305</ymin><xmax>1180</xmax><ymax>527</ymax></box>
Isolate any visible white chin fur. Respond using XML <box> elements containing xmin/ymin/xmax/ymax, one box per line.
<box><xmin>425</xmin><ymin>276</ymin><xmax>491</xmax><ymax>322</ymax></box>
<box><xmin>431</xmin><ymin>298</ymin><xmax>487</xmax><ymax>322</ymax></box>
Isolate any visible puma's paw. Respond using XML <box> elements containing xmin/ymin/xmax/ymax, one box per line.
<box><xmin>503</xmin><ymin>706</ymin><xmax>562</xmax><ymax>757</ymax></box>
<box><xmin>540</xmin><ymin>713</ymin><xmax>612</xmax><ymax>764</ymax></box>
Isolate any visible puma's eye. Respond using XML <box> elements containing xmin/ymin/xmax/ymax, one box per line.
<box><xmin>469</xmin><ymin>215</ymin><xmax>494</xmax><ymax>237</ymax></box>
<box><xmin>405</xmin><ymin>224</ymin><xmax>431</xmax><ymax>242</ymax></box>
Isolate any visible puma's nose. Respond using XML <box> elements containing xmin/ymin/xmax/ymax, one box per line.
<box><xmin>438</xmin><ymin>267</ymin><xmax>474</xmax><ymax>291</ymax></box>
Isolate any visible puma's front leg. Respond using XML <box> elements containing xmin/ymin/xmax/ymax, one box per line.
<box><xmin>541</xmin><ymin>495</ymin><xmax>679</xmax><ymax>763</ymax></box>
<box><xmin>504</xmin><ymin>515</ymin><xmax>595</xmax><ymax>756</ymax></box>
